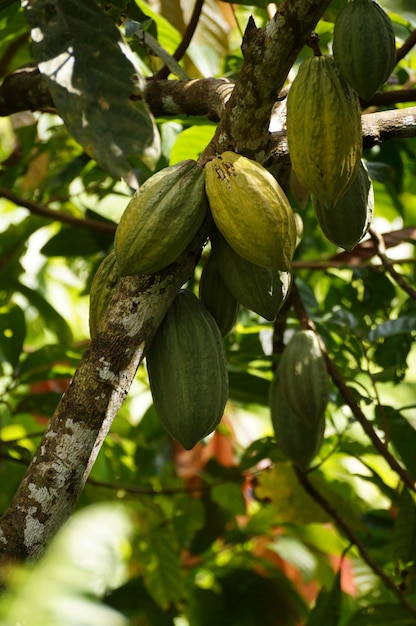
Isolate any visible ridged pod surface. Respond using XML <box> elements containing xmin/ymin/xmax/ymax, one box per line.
<box><xmin>286</xmin><ymin>55</ymin><xmax>362</xmax><ymax>206</ymax></box>
<box><xmin>312</xmin><ymin>160</ymin><xmax>374</xmax><ymax>250</ymax></box>
<box><xmin>211</xmin><ymin>231</ymin><xmax>292</xmax><ymax>321</ymax></box>
<box><xmin>333</xmin><ymin>0</ymin><xmax>396</xmax><ymax>102</ymax></box>
<box><xmin>115</xmin><ymin>160</ymin><xmax>208</xmax><ymax>276</ymax></box>
<box><xmin>270</xmin><ymin>381</ymin><xmax>326</xmax><ymax>471</ymax></box>
<box><xmin>205</xmin><ymin>152</ymin><xmax>297</xmax><ymax>271</ymax></box>
<box><xmin>146</xmin><ymin>290</ymin><xmax>228</xmax><ymax>450</ymax></box>
<box><xmin>89</xmin><ymin>250</ymin><xmax>119</xmax><ymax>337</ymax></box>
<box><xmin>199</xmin><ymin>253</ymin><xmax>239</xmax><ymax>337</ymax></box>
<box><xmin>277</xmin><ymin>330</ymin><xmax>329</xmax><ymax>427</ymax></box>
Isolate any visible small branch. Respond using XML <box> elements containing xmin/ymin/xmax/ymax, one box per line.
<box><xmin>290</xmin><ymin>280</ymin><xmax>416</xmax><ymax>493</ymax></box>
<box><xmin>396</xmin><ymin>29</ymin><xmax>416</xmax><ymax>64</ymax></box>
<box><xmin>155</xmin><ymin>0</ymin><xmax>205</xmax><ymax>80</ymax></box>
<box><xmin>144</xmin><ymin>77</ymin><xmax>234</xmax><ymax>122</ymax></box>
<box><xmin>0</xmin><ymin>187</ymin><xmax>117</xmax><ymax>234</ymax></box>
<box><xmin>369</xmin><ymin>228</ymin><xmax>416</xmax><ymax>299</ymax></box>
<box><xmin>295</xmin><ymin>467</ymin><xmax>416</xmax><ymax>618</ymax></box>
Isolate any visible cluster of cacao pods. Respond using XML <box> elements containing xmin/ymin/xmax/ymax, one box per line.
<box><xmin>90</xmin><ymin>149</ymin><xmax>299</xmax><ymax>448</ymax></box>
<box><xmin>287</xmin><ymin>0</ymin><xmax>395</xmax><ymax>250</ymax></box>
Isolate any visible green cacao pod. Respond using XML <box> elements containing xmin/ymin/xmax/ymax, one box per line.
<box><xmin>115</xmin><ymin>160</ymin><xmax>208</xmax><ymax>276</ymax></box>
<box><xmin>205</xmin><ymin>151</ymin><xmax>297</xmax><ymax>271</ymax></box>
<box><xmin>333</xmin><ymin>0</ymin><xmax>396</xmax><ymax>102</ymax></box>
<box><xmin>211</xmin><ymin>231</ymin><xmax>292</xmax><ymax>321</ymax></box>
<box><xmin>270</xmin><ymin>381</ymin><xmax>325</xmax><ymax>472</ymax></box>
<box><xmin>312</xmin><ymin>160</ymin><xmax>374</xmax><ymax>250</ymax></box>
<box><xmin>276</xmin><ymin>330</ymin><xmax>329</xmax><ymax>427</ymax></box>
<box><xmin>146</xmin><ymin>289</ymin><xmax>229</xmax><ymax>450</ymax></box>
<box><xmin>286</xmin><ymin>54</ymin><xmax>362</xmax><ymax>206</ymax></box>
<box><xmin>199</xmin><ymin>252</ymin><xmax>239</xmax><ymax>337</ymax></box>
<box><xmin>89</xmin><ymin>250</ymin><xmax>119</xmax><ymax>337</ymax></box>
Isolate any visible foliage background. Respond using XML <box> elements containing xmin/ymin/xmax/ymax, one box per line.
<box><xmin>0</xmin><ymin>0</ymin><xmax>416</xmax><ymax>624</ymax></box>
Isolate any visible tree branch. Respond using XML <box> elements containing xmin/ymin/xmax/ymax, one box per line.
<box><xmin>295</xmin><ymin>468</ymin><xmax>416</xmax><ymax>618</ymax></box>
<box><xmin>0</xmin><ymin>187</ymin><xmax>116</xmax><ymax>234</ymax></box>
<box><xmin>0</xmin><ymin>0</ymin><xmax>411</xmax><ymax>565</ymax></box>
<box><xmin>0</xmin><ymin>226</ymin><xmax>207</xmax><ymax>565</ymax></box>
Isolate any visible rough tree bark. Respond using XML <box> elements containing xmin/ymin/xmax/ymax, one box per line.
<box><xmin>1</xmin><ymin>0</ymin><xmax>412</xmax><ymax>566</ymax></box>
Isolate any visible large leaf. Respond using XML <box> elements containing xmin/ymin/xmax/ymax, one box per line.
<box><xmin>305</xmin><ymin>571</ymin><xmax>341</xmax><ymax>626</ymax></box>
<box><xmin>346</xmin><ymin>604</ymin><xmax>416</xmax><ymax>626</ymax></box>
<box><xmin>0</xmin><ymin>303</ymin><xmax>26</xmax><ymax>368</ymax></box>
<box><xmin>393</xmin><ymin>488</ymin><xmax>416</xmax><ymax>563</ymax></box>
<box><xmin>24</xmin><ymin>0</ymin><xmax>160</xmax><ymax>178</ymax></box>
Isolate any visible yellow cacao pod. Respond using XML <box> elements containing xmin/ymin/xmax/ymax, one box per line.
<box><xmin>146</xmin><ymin>290</ymin><xmax>229</xmax><ymax>450</ymax></box>
<box><xmin>333</xmin><ymin>0</ymin><xmax>396</xmax><ymax>102</ymax></box>
<box><xmin>286</xmin><ymin>54</ymin><xmax>362</xmax><ymax>206</ymax></box>
<box><xmin>115</xmin><ymin>160</ymin><xmax>208</xmax><ymax>276</ymax></box>
<box><xmin>312</xmin><ymin>160</ymin><xmax>374</xmax><ymax>250</ymax></box>
<box><xmin>205</xmin><ymin>151</ymin><xmax>297</xmax><ymax>271</ymax></box>
<box><xmin>89</xmin><ymin>250</ymin><xmax>119</xmax><ymax>337</ymax></box>
<box><xmin>211</xmin><ymin>230</ymin><xmax>292</xmax><ymax>321</ymax></box>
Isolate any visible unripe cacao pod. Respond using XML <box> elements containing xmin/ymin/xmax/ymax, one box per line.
<box><xmin>89</xmin><ymin>249</ymin><xmax>119</xmax><ymax>337</ymax></box>
<box><xmin>270</xmin><ymin>380</ymin><xmax>325</xmax><ymax>471</ymax></box>
<box><xmin>115</xmin><ymin>160</ymin><xmax>208</xmax><ymax>276</ymax></box>
<box><xmin>286</xmin><ymin>54</ymin><xmax>362</xmax><ymax>206</ymax></box>
<box><xmin>312</xmin><ymin>160</ymin><xmax>374</xmax><ymax>250</ymax></box>
<box><xmin>199</xmin><ymin>252</ymin><xmax>239</xmax><ymax>337</ymax></box>
<box><xmin>333</xmin><ymin>0</ymin><xmax>396</xmax><ymax>102</ymax></box>
<box><xmin>211</xmin><ymin>231</ymin><xmax>292</xmax><ymax>321</ymax></box>
<box><xmin>146</xmin><ymin>289</ymin><xmax>228</xmax><ymax>450</ymax></box>
<box><xmin>205</xmin><ymin>151</ymin><xmax>297</xmax><ymax>271</ymax></box>
<box><xmin>277</xmin><ymin>330</ymin><xmax>329</xmax><ymax>427</ymax></box>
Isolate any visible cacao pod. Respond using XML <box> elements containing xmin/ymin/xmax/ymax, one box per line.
<box><xmin>276</xmin><ymin>330</ymin><xmax>329</xmax><ymax>427</ymax></box>
<box><xmin>333</xmin><ymin>0</ymin><xmax>396</xmax><ymax>102</ymax></box>
<box><xmin>286</xmin><ymin>54</ymin><xmax>362</xmax><ymax>206</ymax></box>
<box><xmin>211</xmin><ymin>231</ymin><xmax>292</xmax><ymax>321</ymax></box>
<box><xmin>205</xmin><ymin>151</ymin><xmax>297</xmax><ymax>271</ymax></box>
<box><xmin>270</xmin><ymin>380</ymin><xmax>326</xmax><ymax>472</ymax></box>
<box><xmin>89</xmin><ymin>249</ymin><xmax>119</xmax><ymax>337</ymax></box>
<box><xmin>146</xmin><ymin>289</ymin><xmax>229</xmax><ymax>450</ymax></box>
<box><xmin>312</xmin><ymin>160</ymin><xmax>374</xmax><ymax>250</ymax></box>
<box><xmin>115</xmin><ymin>160</ymin><xmax>208</xmax><ymax>276</ymax></box>
<box><xmin>199</xmin><ymin>252</ymin><xmax>239</xmax><ymax>337</ymax></box>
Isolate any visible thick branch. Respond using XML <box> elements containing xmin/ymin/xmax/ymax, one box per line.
<box><xmin>0</xmin><ymin>228</ymin><xmax>207</xmax><ymax>565</ymax></box>
<box><xmin>202</xmin><ymin>0</ymin><xmax>333</xmax><ymax>159</ymax></box>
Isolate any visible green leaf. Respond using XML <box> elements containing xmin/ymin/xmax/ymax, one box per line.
<box><xmin>228</xmin><ymin>370</ymin><xmax>270</xmax><ymax>406</ymax></box>
<box><xmin>16</xmin><ymin>283</ymin><xmax>73</xmax><ymax>344</ymax></box>
<box><xmin>369</xmin><ymin>317</ymin><xmax>416</xmax><ymax>341</ymax></box>
<box><xmin>41</xmin><ymin>225</ymin><xmax>114</xmax><ymax>257</ymax></box>
<box><xmin>393</xmin><ymin>488</ymin><xmax>416</xmax><ymax>563</ymax></box>
<box><xmin>375</xmin><ymin>407</ymin><xmax>416</xmax><ymax>479</ymax></box>
<box><xmin>24</xmin><ymin>0</ymin><xmax>160</xmax><ymax>177</ymax></box>
<box><xmin>0</xmin><ymin>303</ymin><xmax>26</xmax><ymax>368</ymax></box>
<box><xmin>305</xmin><ymin>571</ymin><xmax>341</xmax><ymax>626</ymax></box>
<box><xmin>346</xmin><ymin>604</ymin><xmax>416</xmax><ymax>626</ymax></box>
<box><xmin>255</xmin><ymin>464</ymin><xmax>330</xmax><ymax>525</ymax></box>
<box><xmin>211</xmin><ymin>482</ymin><xmax>246</xmax><ymax>517</ymax></box>
<box><xmin>132</xmin><ymin>500</ymin><xmax>186</xmax><ymax>610</ymax></box>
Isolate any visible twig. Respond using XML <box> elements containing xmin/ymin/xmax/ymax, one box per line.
<box><xmin>290</xmin><ymin>280</ymin><xmax>416</xmax><ymax>493</ymax></box>
<box><xmin>294</xmin><ymin>467</ymin><xmax>416</xmax><ymax>618</ymax></box>
<box><xmin>155</xmin><ymin>0</ymin><xmax>205</xmax><ymax>80</ymax></box>
<box><xmin>369</xmin><ymin>228</ymin><xmax>416</xmax><ymax>299</ymax></box>
<box><xmin>396</xmin><ymin>29</ymin><xmax>416</xmax><ymax>65</ymax></box>
<box><xmin>0</xmin><ymin>187</ymin><xmax>116</xmax><ymax>234</ymax></box>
